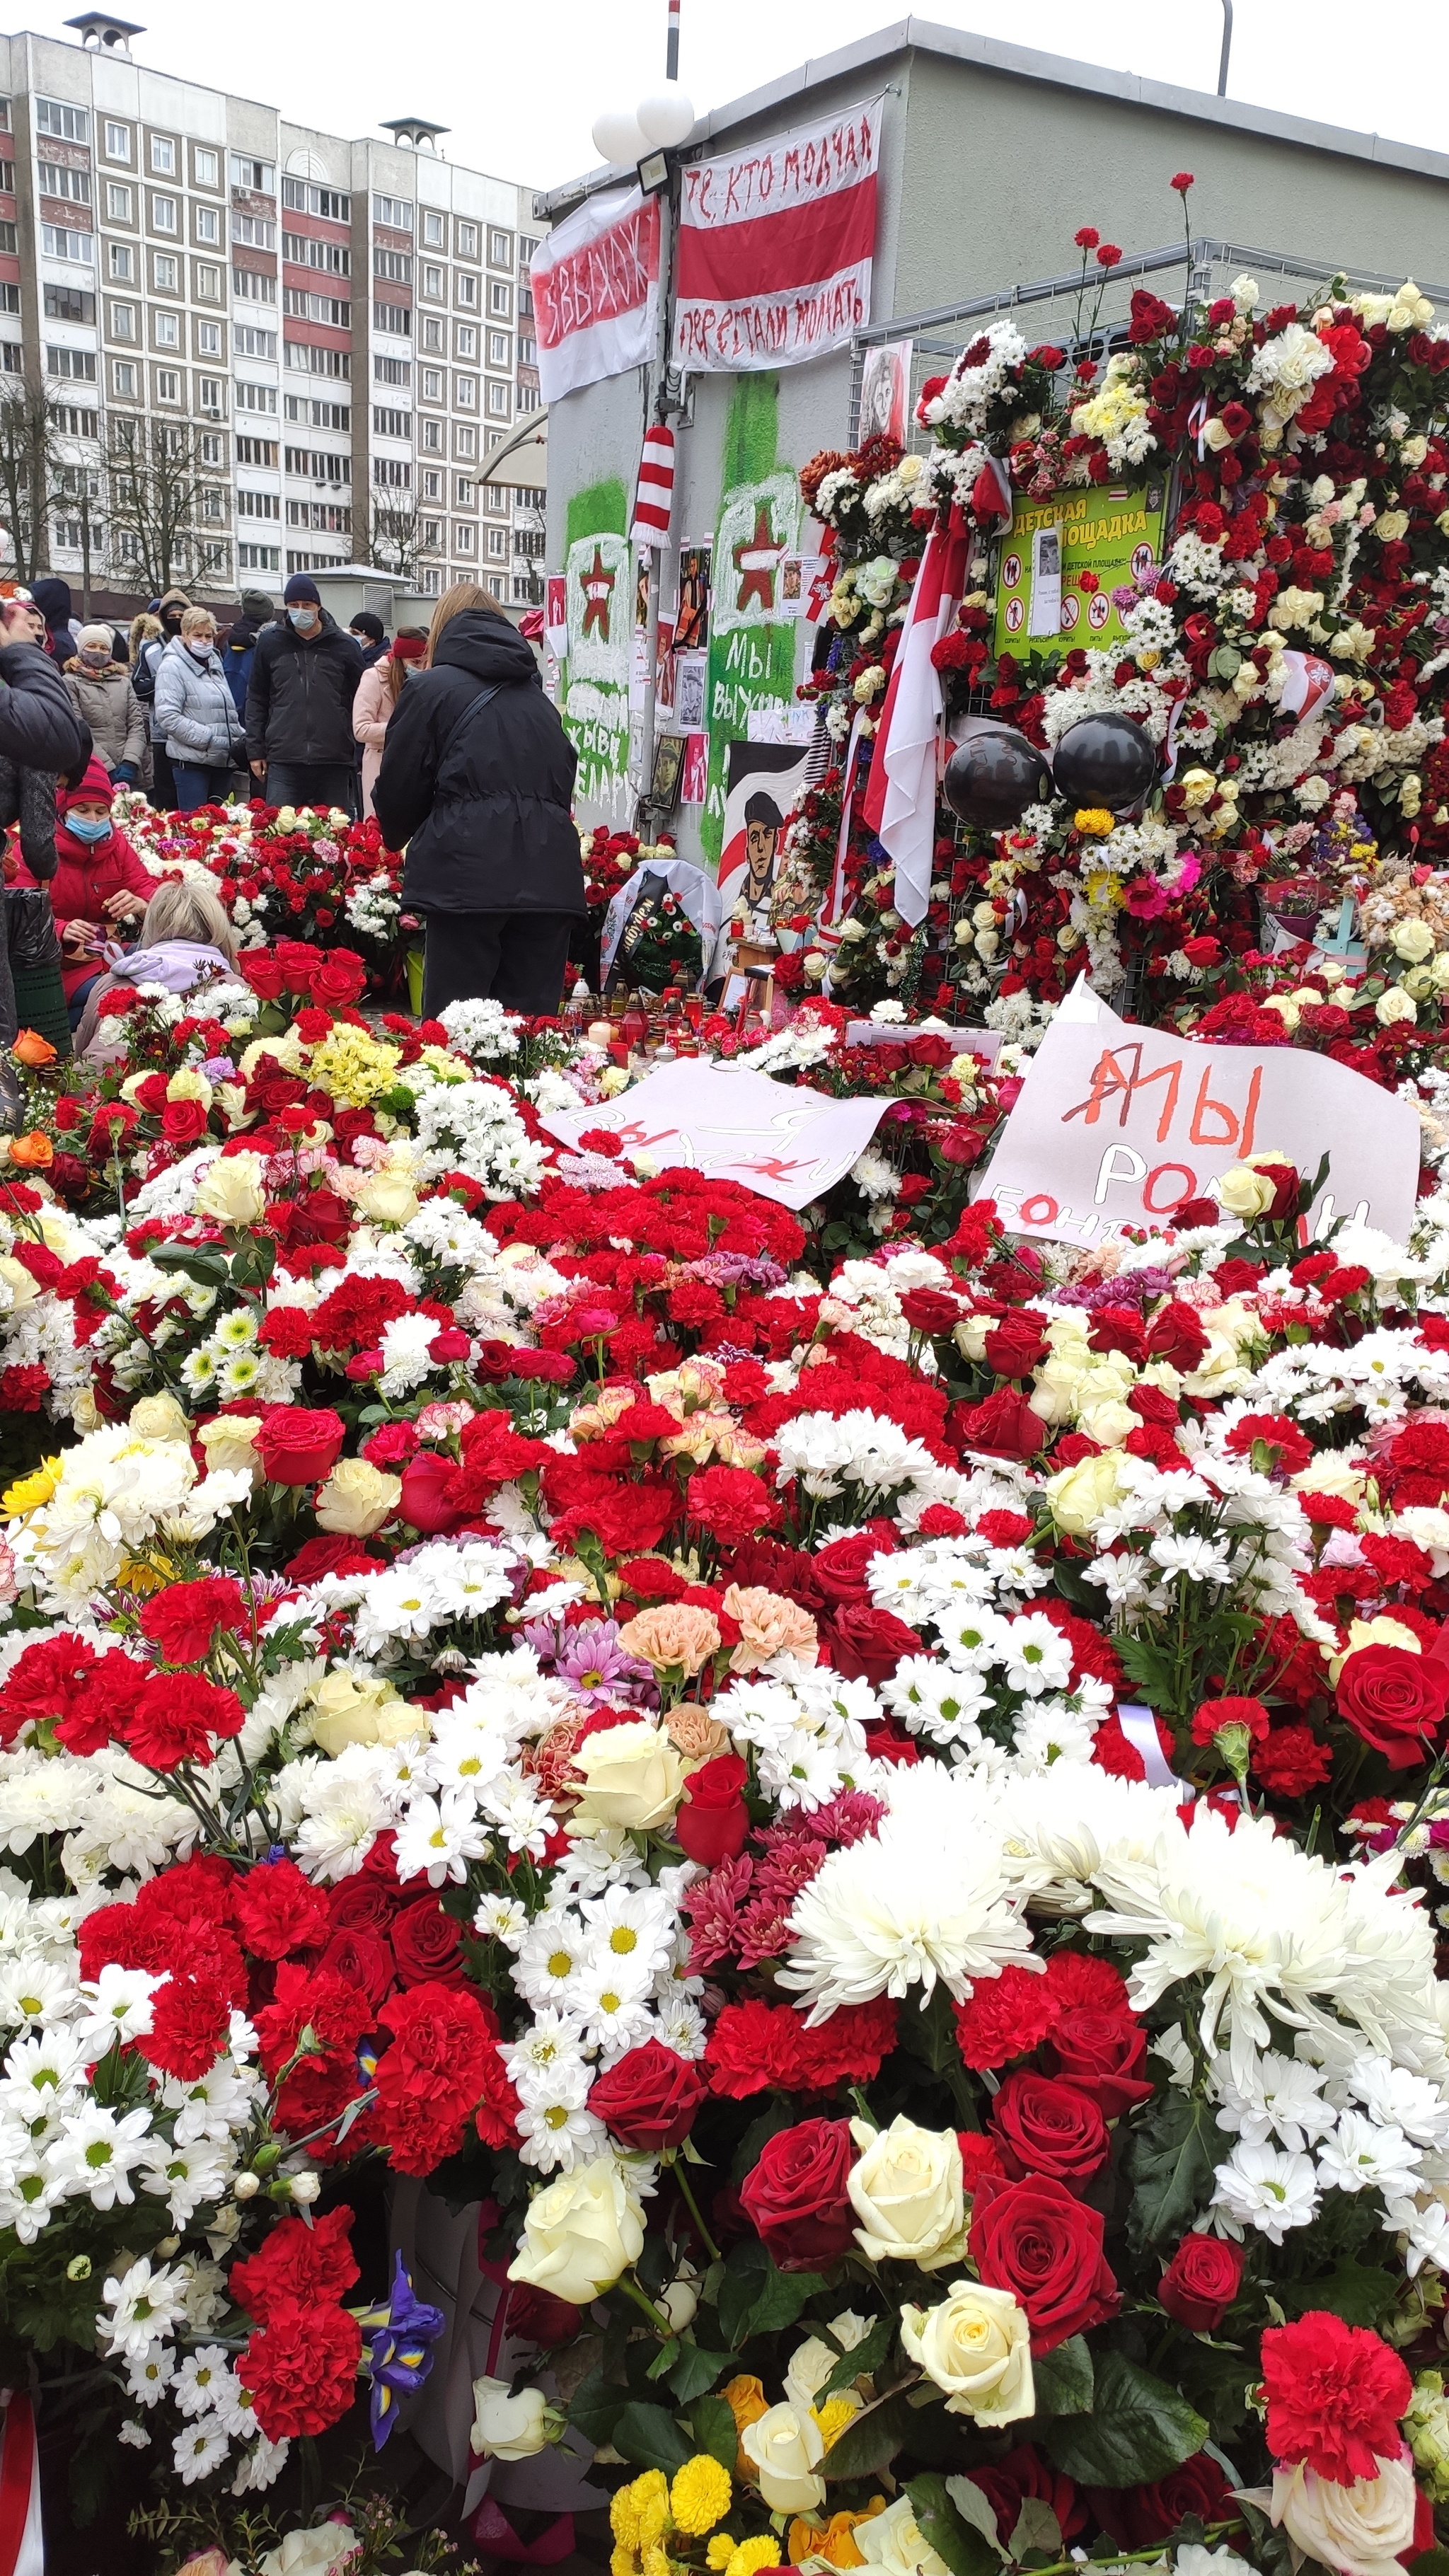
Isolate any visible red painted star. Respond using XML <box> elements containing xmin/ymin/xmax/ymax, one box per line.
<box><xmin>733</xmin><ymin>502</ymin><xmax>785</xmax><ymax>613</ymax></box>
<box><xmin>579</xmin><ymin>546</ymin><xmax>616</xmax><ymax>640</ymax></box>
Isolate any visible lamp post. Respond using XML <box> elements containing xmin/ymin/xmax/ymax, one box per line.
<box><xmin>1217</xmin><ymin>0</ymin><xmax>1233</xmax><ymax>95</ymax></box>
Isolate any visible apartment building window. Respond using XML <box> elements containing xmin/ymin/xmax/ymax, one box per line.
<box><xmin>0</xmin><ymin>222</ymin><xmax>14</xmax><ymax>256</ymax></box>
<box><xmin>418</xmin><ymin>565</ymin><xmax>441</xmax><ymax>597</ymax></box>
<box><xmin>199</xmin><ymin>485</ymin><xmax>225</xmax><ymax>522</ymax></box>
<box><xmin>150</xmin><ymin>135</ymin><xmax>175</xmax><ymax>175</ymax></box>
<box><xmin>153</xmin><ymin>251</ymin><xmax>177</xmax><ymax>291</ymax></box>
<box><xmin>455</xmin><ymin>374</ymin><xmax>477</xmax><ymax>408</ymax></box>
<box><xmin>284</xmin><ymin>289</ymin><xmax>350</xmax><ymax>327</ymax></box>
<box><xmin>110</xmin><ymin>301</ymin><xmax>139</xmax><ymax>341</ymax></box>
<box><xmin>236</xmin><ymin>269</ymin><xmax>277</xmax><ymax>304</ymax></box>
<box><xmin>420</xmin><ymin>367</ymin><xmax>443</xmax><ymax>403</ymax></box>
<box><xmin>107</xmin><ymin>241</ymin><xmax>133</xmax><ymax>282</ymax></box>
<box><xmin>43</xmin><ymin>284</ymin><xmax>93</xmax><ymax>323</ymax></box>
<box><xmin>238</xmin><ymin>541</ymin><xmax>280</xmax><ymax>571</ymax></box>
<box><xmin>197</xmin><ymin>390</ymin><xmax>224</xmax><ymax>426</ymax></box>
<box><xmin>487</xmin><ymin>279</ymin><xmax>512</xmax><ymax>318</ymax></box>
<box><xmin>36</xmin><ymin>99</ymin><xmax>88</xmax><ymax>143</ymax></box>
<box><xmin>420</xmin><ymin>209</ymin><xmax>444</xmax><ymax>248</ymax></box>
<box><xmin>488</xmin><ymin>331</ymin><xmax>509</xmax><ymax>366</ymax></box>
<box><xmin>484</xmin><ymin>526</ymin><xmax>505</xmax><ymax>560</ymax></box>
<box><xmin>421</xmin><ymin>417</ymin><xmax>442</xmax><ymax>453</ymax></box>
<box><xmin>195</xmin><ymin>205</ymin><xmax>220</xmax><ymax>246</ymax></box>
<box><xmin>0</xmin><ymin>284</ymin><xmax>20</xmax><ymax>317</ymax></box>
<box><xmin>151</xmin><ymin>311</ymin><xmax>178</xmax><ymax>350</ymax></box>
<box><xmin>283</xmin><ymin>393</ymin><xmax>349</xmax><ymax>429</ymax></box>
<box><xmin>373</xmin><ymin>405</ymin><xmax>411</xmax><ymax>438</ymax></box>
<box><xmin>197</xmin><ymin>320</ymin><xmax>221</xmax><ymax>357</ymax></box>
<box><xmin>103</xmin><ymin>120</ymin><xmax>132</xmax><ymax>163</ymax></box>
<box><xmin>519</xmin><ymin>233</ymin><xmax>538</xmax><ymax>267</ymax></box>
<box><xmin>284</xmin><ymin>233</ymin><xmax>350</xmax><ymax>276</ymax></box>
<box><xmin>486</xmin><ymin>380</ymin><xmax>510</xmax><ymax>417</ymax></box>
<box><xmin>231</xmin><ymin>155</ymin><xmax>275</xmax><ymax>194</ymax></box>
<box><xmin>195</xmin><ymin>262</ymin><xmax>221</xmax><ymax>301</ymax></box>
<box><xmin>52</xmin><ymin>515</ymin><xmax>93</xmax><ymax>552</ymax></box>
<box><xmin>235</xmin><ymin>325</ymin><xmax>277</xmax><ymax>359</ymax></box>
<box><xmin>374</xmin><ymin>456</ymin><xmax>410</xmax><ymax>487</ymax></box>
<box><xmin>421</xmin><ymin>320</ymin><xmax>444</xmax><ymax>357</ymax></box>
<box><xmin>111</xmin><ymin>358</ymin><xmax>137</xmax><ymax>395</ymax></box>
<box><xmin>457</xmin><ymin>272</ymin><xmax>479</xmax><ymax>309</ymax></box>
<box><xmin>284</xmin><ymin>444</ymin><xmax>350</xmax><ymax>480</ymax></box>
<box><xmin>46</xmin><ymin>346</ymin><xmax>96</xmax><ymax>381</ymax></box>
<box><xmin>374</xmin><ymin>247</ymin><xmax>410</xmax><ymax>283</ymax></box>
<box><xmin>485</xmin><ymin>572</ymin><xmax>504</xmax><ymax>601</ymax></box>
<box><xmin>420</xmin><ymin>264</ymin><xmax>444</xmax><ymax>303</ymax></box>
<box><xmin>287</xmin><ymin>499</ymin><xmax>351</xmax><ymax>533</ymax></box>
<box><xmin>420</xmin><ymin>517</ymin><xmax>441</xmax><ymax>549</ymax></box>
<box><xmin>284</xmin><ymin>340</ymin><xmax>348</xmax><ymax>376</ymax></box>
<box><xmin>42</xmin><ymin>225</ymin><xmax>93</xmax><ymax>262</ymax></box>
<box><xmin>39</xmin><ymin>164</ymin><xmax>91</xmax><ymax>207</ymax></box>
<box><xmin>151</xmin><ymin>195</ymin><xmax>177</xmax><ymax>233</ymax></box>
<box><xmin>455</xmin><ymin>422</ymin><xmax>476</xmax><ymax>458</ymax></box>
<box><xmin>107</xmin><ymin>182</ymin><xmax>133</xmax><ymax>221</ymax></box>
<box><xmin>231</xmin><ymin>213</ymin><xmax>274</xmax><ymax>250</ymax></box>
<box><xmin>518</xmin><ymin>284</ymin><xmax>533</xmax><ymax>320</ymax></box>
<box><xmin>455</xmin><ymin>323</ymin><xmax>477</xmax><ymax>360</ymax></box>
<box><xmin>238</xmin><ymin>490</ymin><xmax>279</xmax><ymax>519</ymax></box>
<box><xmin>0</xmin><ymin>342</ymin><xmax>18</xmax><ymax>374</ymax></box>
<box><xmin>518</xmin><ymin>334</ymin><xmax>536</xmax><ymax>365</ymax></box>
<box><xmin>281</xmin><ymin>179</ymin><xmax>351</xmax><ymax>221</ymax></box>
<box><xmin>373</xmin><ymin>353</ymin><xmax>410</xmax><ymax>386</ymax></box>
<box><xmin>456</xmin><ymin>219</ymin><xmax>478</xmax><ymax>258</ymax></box>
<box><xmin>236</xmin><ymin>380</ymin><xmax>278</xmax><ymax>413</ymax></box>
<box><xmin>374</xmin><ymin>301</ymin><xmax>410</xmax><ymax>335</ymax></box>
<box><xmin>422</xmin><ymin>469</ymin><xmax>441</xmax><ymax>499</ymax></box>
<box><xmin>484</xmin><ymin>480</ymin><xmax>508</xmax><ymax>514</ymax></box>
<box><xmin>516</xmin><ymin>383</ymin><xmax>541</xmax><ymax>412</ymax></box>
<box><xmin>373</xmin><ymin>192</ymin><xmax>412</xmax><ymax>229</ymax></box>
<box><xmin>488</xmin><ymin>228</ymin><xmax>512</xmax><ymax>267</ymax></box>
<box><xmin>237</xmin><ymin>434</ymin><xmax>277</xmax><ymax>466</ymax></box>
<box><xmin>156</xmin><ymin>367</ymin><xmax>180</xmax><ymax>400</ymax></box>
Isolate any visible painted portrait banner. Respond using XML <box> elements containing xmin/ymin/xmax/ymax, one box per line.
<box><xmin>672</xmin><ymin>97</ymin><xmax>884</xmax><ymax>371</ymax></box>
<box><xmin>531</xmin><ymin>185</ymin><xmax>661</xmax><ymax>403</ymax></box>
<box><xmin>983</xmin><ymin>988</ymin><xmax>1419</xmax><ymax>1247</ymax></box>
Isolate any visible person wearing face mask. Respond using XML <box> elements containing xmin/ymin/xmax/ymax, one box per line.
<box><xmin>352</xmin><ymin>628</ymin><xmax>426</xmax><ymax>819</ymax></box>
<box><xmin>132</xmin><ymin>587</ymin><xmax>191</xmax><ymax>809</ymax></box>
<box><xmin>12</xmin><ymin>757</ymin><xmax>154</xmax><ymax>1026</ymax></box>
<box><xmin>246</xmin><ymin>575</ymin><xmax>363</xmax><ymax>816</ymax></box>
<box><xmin>62</xmin><ymin>624</ymin><xmax>146</xmax><ymax>786</ymax></box>
<box><xmin>154</xmin><ymin>608</ymin><xmax>246</xmax><ymax>811</ymax></box>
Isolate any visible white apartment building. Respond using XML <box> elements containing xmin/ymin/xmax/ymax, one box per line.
<box><xmin>0</xmin><ymin>13</ymin><xmax>547</xmax><ymax>608</ymax></box>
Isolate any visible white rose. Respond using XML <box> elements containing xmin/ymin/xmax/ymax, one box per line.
<box><xmin>1264</xmin><ymin>2454</ymin><xmax>1417</xmax><ymax>2576</ymax></box>
<box><xmin>507</xmin><ymin>2158</ymin><xmax>645</xmax><ymax>2304</ymax></box>
<box><xmin>1377</xmin><ymin>987</ymin><xmax>1418</xmax><ymax>1027</ymax></box>
<box><xmin>785</xmin><ymin>2311</ymin><xmax>872</xmax><ymax>2408</ymax></box>
<box><xmin>0</xmin><ymin>1257</ymin><xmax>37</xmax><ymax>1315</ymax></box>
<box><xmin>128</xmin><ymin>1392</ymin><xmax>192</xmax><ymax>1442</ymax></box>
<box><xmin>314</xmin><ymin>1458</ymin><xmax>401</xmax><ymax>1536</ymax></box>
<box><xmin>1216</xmin><ymin>1162</ymin><xmax>1277</xmax><ymax>1218</ymax></box>
<box><xmin>257</xmin><ymin>2530</ymin><xmax>358</xmax><ymax>2576</ymax></box>
<box><xmin>740</xmin><ymin>2401</ymin><xmax>826</xmax><ymax>2514</ymax></box>
<box><xmin>900</xmin><ymin>2279</ymin><xmax>1034</xmax><ymax>2426</ymax></box>
<box><xmin>355</xmin><ymin>1169</ymin><xmax>420</xmax><ymax>1225</ymax></box>
<box><xmin>569</xmin><ymin>1720</ymin><xmax>686</xmax><ymax>1833</ymax></box>
<box><xmin>194</xmin><ymin>1152</ymin><xmax>267</xmax><ymax>1227</ymax></box>
<box><xmin>855</xmin><ymin>2497</ymin><xmax>952</xmax><ymax>2576</ymax></box>
<box><xmin>471</xmin><ymin>2374</ymin><xmax>549</xmax><ymax>2461</ymax></box>
<box><xmin>197</xmin><ymin>1413</ymin><xmax>262</xmax><ymax>1477</ymax></box>
<box><xmin>1392</xmin><ymin>918</ymin><xmax>1436</xmax><ymax>964</ymax></box>
<box><xmin>1045</xmin><ymin>1448</ymin><xmax>1128</xmax><ymax>1538</ymax></box>
<box><xmin>848</xmin><ymin>2116</ymin><xmax>964</xmax><ymax>2268</ymax></box>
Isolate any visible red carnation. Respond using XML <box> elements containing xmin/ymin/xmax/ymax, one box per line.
<box><xmin>372</xmin><ymin>1980</ymin><xmax>498</xmax><ymax>2176</ymax></box>
<box><xmin>954</xmin><ymin>1964</ymin><xmax>1058</xmax><ymax>2069</ymax></box>
<box><xmin>230</xmin><ymin>2206</ymin><xmax>359</xmax><ymax>2323</ymax></box>
<box><xmin>1260</xmin><ymin>2312</ymin><xmax>1412</xmax><ymax>2484</ymax></box>
<box><xmin>236</xmin><ymin>2298</ymin><xmax>362</xmax><ymax>2439</ymax></box>
<box><xmin>125</xmin><ymin>1672</ymin><xmax>246</xmax><ymax>1771</ymax></box>
<box><xmin>139</xmin><ymin>1575</ymin><xmax>248</xmax><ymax>1666</ymax></box>
<box><xmin>232</xmin><ymin>1856</ymin><xmax>331</xmax><ymax>1961</ymax></box>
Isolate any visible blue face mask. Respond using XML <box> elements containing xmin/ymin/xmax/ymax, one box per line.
<box><xmin>287</xmin><ymin>606</ymin><xmax>316</xmax><ymax>630</ymax></box>
<box><xmin>68</xmin><ymin>815</ymin><xmax>111</xmax><ymax>843</ymax></box>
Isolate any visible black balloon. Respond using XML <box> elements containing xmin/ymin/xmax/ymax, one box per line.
<box><xmin>1051</xmin><ymin>711</ymin><xmax>1157</xmax><ymax>812</ymax></box>
<box><xmin>942</xmin><ymin>725</ymin><xmax>1051</xmax><ymax>828</ymax></box>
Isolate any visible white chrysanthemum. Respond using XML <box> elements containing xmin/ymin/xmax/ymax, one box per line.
<box><xmin>990</xmin><ymin>1765</ymin><xmax>1182</xmax><ymax>1917</ymax></box>
<box><xmin>779</xmin><ymin>1766</ymin><xmax>1036</xmax><ymax>2018</ymax></box>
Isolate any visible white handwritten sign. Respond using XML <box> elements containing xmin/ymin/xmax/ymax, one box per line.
<box><xmin>539</xmin><ymin>1061</ymin><xmax>890</xmax><ymax>1210</ymax></box>
<box><xmin>981</xmin><ymin>988</ymin><xmax>1419</xmax><ymax>1246</ymax></box>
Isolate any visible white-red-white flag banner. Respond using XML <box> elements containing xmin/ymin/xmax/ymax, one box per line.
<box><xmin>530</xmin><ymin>187</ymin><xmax>661</xmax><ymax>405</ymax></box>
<box><xmin>0</xmin><ymin>2395</ymin><xmax>42</xmax><ymax>2576</ymax></box>
<box><xmin>672</xmin><ymin>97</ymin><xmax>884</xmax><ymax>373</ymax></box>
<box><xmin>630</xmin><ymin>424</ymin><xmax>676</xmax><ymax>545</ymax></box>
<box><xmin>859</xmin><ymin>521</ymin><xmax>969</xmax><ymax>928</ymax></box>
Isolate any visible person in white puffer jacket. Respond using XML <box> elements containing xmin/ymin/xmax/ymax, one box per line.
<box><xmin>153</xmin><ymin>606</ymin><xmax>246</xmax><ymax>810</ymax></box>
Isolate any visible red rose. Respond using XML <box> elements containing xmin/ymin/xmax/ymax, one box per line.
<box><xmin>161</xmin><ymin>1098</ymin><xmax>209</xmax><ymax>1145</ymax></box>
<box><xmin>984</xmin><ymin>1314</ymin><xmax>1050</xmax><ymax>1379</ymax></box>
<box><xmin>812</xmin><ymin>1530</ymin><xmax>895</xmax><ymax>1605</ymax></box>
<box><xmin>971</xmin><ymin>2446</ymin><xmax>1086</xmax><ymax>2548</ymax></box>
<box><xmin>1044</xmin><ymin>2009</ymin><xmax>1153</xmax><ymax>2120</ymax></box>
<box><xmin>969</xmin><ymin>2173</ymin><xmax>1120</xmax><ymax>2352</ymax></box>
<box><xmin>286</xmin><ymin>1535</ymin><xmax>384</xmax><ymax>1583</ymax></box>
<box><xmin>1092</xmin><ymin>2452</ymin><xmax>1232</xmax><ymax>2547</ymax></box>
<box><xmin>1144</xmin><ymin>1301</ymin><xmax>1209</xmax><ymax>1370</ymax></box>
<box><xmin>822</xmin><ymin>1603</ymin><xmax>920</xmax><ymax>1683</ymax></box>
<box><xmin>255</xmin><ymin>1406</ymin><xmax>347</xmax><ymax>1486</ymax></box>
<box><xmin>391</xmin><ymin>1898</ymin><xmax>468</xmax><ymax>1987</ymax></box>
<box><xmin>739</xmin><ymin>2117</ymin><xmax>858</xmax><ymax>2270</ymax></box>
<box><xmin>899</xmin><ymin>1288</ymin><xmax>962</xmax><ymax>1336</ymax></box>
<box><xmin>588</xmin><ymin>2038</ymin><xmax>708</xmax><ymax>2150</ymax></box>
<box><xmin>238</xmin><ymin>951</ymin><xmax>287</xmax><ymax>1001</ymax></box>
<box><xmin>989</xmin><ymin>2070</ymin><xmax>1109</xmax><ymax>2190</ymax></box>
<box><xmin>236</xmin><ymin>2298</ymin><xmax>362</xmax><ymax>2439</ymax></box>
<box><xmin>311</xmin><ymin>954</ymin><xmax>368</xmax><ymax>1007</ymax></box>
<box><xmin>674</xmin><ymin>1753</ymin><xmax>751</xmax><ymax>1865</ymax></box>
<box><xmin>956</xmin><ymin>1388</ymin><xmax>1045</xmax><ymax>1459</ymax></box>
<box><xmin>139</xmin><ymin>1575</ymin><xmax>248</xmax><ymax>1666</ymax></box>
<box><xmin>399</xmin><ymin>1450</ymin><xmax>469</xmax><ymax>1535</ymax></box>
<box><xmin>318</xmin><ymin>1924</ymin><xmax>395</xmax><ymax>2007</ymax></box>
<box><xmin>1335</xmin><ymin>1644</ymin><xmax>1447</xmax><ymax>1768</ymax></box>
<box><xmin>1261</xmin><ymin>2311</ymin><xmax>1412</xmax><ymax>2483</ymax></box>
<box><xmin>1158</xmin><ymin>2232</ymin><xmax>1245</xmax><ymax>2331</ymax></box>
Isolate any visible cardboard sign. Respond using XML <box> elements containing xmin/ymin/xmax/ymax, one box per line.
<box><xmin>540</xmin><ymin>1060</ymin><xmax>891</xmax><ymax>1210</ymax></box>
<box><xmin>982</xmin><ymin>988</ymin><xmax>1419</xmax><ymax>1246</ymax></box>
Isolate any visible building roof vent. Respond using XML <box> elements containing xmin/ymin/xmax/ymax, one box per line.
<box><xmin>380</xmin><ymin>117</ymin><xmax>449</xmax><ymax>154</ymax></box>
<box><xmin>64</xmin><ymin>11</ymin><xmax>144</xmax><ymax>50</ymax></box>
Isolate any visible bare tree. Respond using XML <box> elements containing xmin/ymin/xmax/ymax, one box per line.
<box><xmin>369</xmin><ymin>488</ymin><xmax>425</xmax><ymax>582</ymax></box>
<box><xmin>0</xmin><ymin>374</ymin><xmax>66</xmax><ymax>584</ymax></box>
<box><xmin>105</xmin><ymin>417</ymin><xmax>214</xmax><ymax>597</ymax></box>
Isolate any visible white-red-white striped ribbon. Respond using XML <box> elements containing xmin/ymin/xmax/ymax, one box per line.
<box><xmin>630</xmin><ymin>424</ymin><xmax>676</xmax><ymax>545</ymax></box>
<box><xmin>0</xmin><ymin>2395</ymin><xmax>42</xmax><ymax>2576</ymax></box>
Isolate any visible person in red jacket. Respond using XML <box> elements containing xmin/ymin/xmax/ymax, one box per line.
<box><xmin>14</xmin><ymin>758</ymin><xmax>154</xmax><ymax>1026</ymax></box>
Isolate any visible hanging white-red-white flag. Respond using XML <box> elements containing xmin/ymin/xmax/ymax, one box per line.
<box><xmin>859</xmin><ymin>521</ymin><xmax>969</xmax><ymax>928</ymax></box>
<box><xmin>630</xmin><ymin>425</ymin><xmax>676</xmax><ymax>545</ymax></box>
<box><xmin>1279</xmin><ymin>648</ymin><xmax>1335</xmax><ymax>724</ymax></box>
<box><xmin>530</xmin><ymin>185</ymin><xmax>662</xmax><ymax>405</ymax></box>
<box><xmin>0</xmin><ymin>2394</ymin><xmax>42</xmax><ymax>2576</ymax></box>
<box><xmin>672</xmin><ymin>97</ymin><xmax>884</xmax><ymax>373</ymax></box>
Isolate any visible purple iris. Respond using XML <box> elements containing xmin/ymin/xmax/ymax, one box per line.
<box><xmin>364</xmin><ymin>2251</ymin><xmax>446</xmax><ymax>2449</ymax></box>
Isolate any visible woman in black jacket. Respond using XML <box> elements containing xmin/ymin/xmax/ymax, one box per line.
<box><xmin>373</xmin><ymin>582</ymin><xmax>583</xmax><ymax>1017</ymax></box>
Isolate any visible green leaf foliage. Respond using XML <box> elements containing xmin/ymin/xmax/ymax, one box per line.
<box><xmin>611</xmin><ymin>2401</ymin><xmax>695</xmax><ymax>2474</ymax></box>
<box><xmin>1126</xmin><ymin>2093</ymin><xmax>1225</xmax><ymax>2249</ymax></box>
<box><xmin>1029</xmin><ymin>2334</ymin><xmax>1094</xmax><ymax>2418</ymax></box>
<box><xmin>905</xmin><ymin>2473</ymin><xmax>1003</xmax><ymax>2576</ymax></box>
<box><xmin>1041</xmin><ymin>2350</ymin><xmax>1208</xmax><ymax>2487</ymax></box>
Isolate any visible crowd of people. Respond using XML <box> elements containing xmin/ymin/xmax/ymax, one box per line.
<box><xmin>0</xmin><ymin>569</ymin><xmax>587</xmax><ymax>1058</ymax></box>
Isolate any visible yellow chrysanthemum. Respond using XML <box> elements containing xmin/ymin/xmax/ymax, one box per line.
<box><xmin>304</xmin><ymin>1026</ymin><xmax>402</xmax><ymax>1108</ymax></box>
<box><xmin>670</xmin><ymin>2456</ymin><xmax>732</xmax><ymax>2537</ymax></box>
<box><xmin>639</xmin><ymin>2493</ymin><xmax>670</xmax><ymax>2553</ymax></box>
<box><xmin>1073</xmin><ymin>807</ymin><xmax>1116</xmax><ymax>836</ymax></box>
<box><xmin>642</xmin><ymin>2544</ymin><xmax>674</xmax><ymax>2576</ymax></box>
<box><xmin>813</xmin><ymin>2394</ymin><xmax>861</xmax><ymax>2450</ymax></box>
<box><xmin>611</xmin><ymin>2471</ymin><xmax>668</xmax><ymax>2553</ymax></box>
<box><xmin>2</xmin><ymin>1457</ymin><xmax>60</xmax><ymax>1518</ymax></box>
<box><xmin>726</xmin><ymin>2541</ymin><xmax>783</xmax><ymax>2576</ymax></box>
<box><xmin>612</xmin><ymin>2548</ymin><xmax>638</xmax><ymax>2576</ymax></box>
<box><xmin>707</xmin><ymin>2541</ymin><xmax>736</xmax><ymax>2570</ymax></box>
